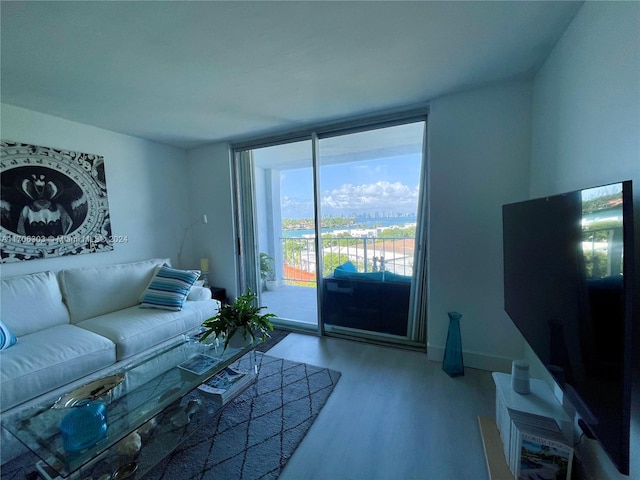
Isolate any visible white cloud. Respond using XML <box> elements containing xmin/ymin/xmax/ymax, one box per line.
<box><xmin>281</xmin><ymin>181</ymin><xmax>419</xmax><ymax>218</ymax></box>
<box><xmin>281</xmin><ymin>195</ymin><xmax>314</xmax><ymax>218</ymax></box>
<box><xmin>322</xmin><ymin>181</ymin><xmax>418</xmax><ymax>211</ymax></box>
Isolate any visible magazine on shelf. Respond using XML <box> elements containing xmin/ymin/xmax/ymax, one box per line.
<box><xmin>177</xmin><ymin>354</ymin><xmax>218</xmax><ymax>376</ymax></box>
<box><xmin>508</xmin><ymin>409</ymin><xmax>561</xmax><ymax>473</ymax></box>
<box><xmin>511</xmin><ymin>419</ymin><xmax>573</xmax><ymax>480</ymax></box>
<box><xmin>496</xmin><ymin>392</ymin><xmax>516</xmax><ymax>466</ymax></box>
<box><xmin>197</xmin><ymin>366</ymin><xmax>255</xmax><ymax>405</ymax></box>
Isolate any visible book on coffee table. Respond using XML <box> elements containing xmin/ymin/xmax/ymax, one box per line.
<box><xmin>178</xmin><ymin>354</ymin><xmax>218</xmax><ymax>376</ymax></box>
<box><xmin>197</xmin><ymin>366</ymin><xmax>255</xmax><ymax>405</ymax></box>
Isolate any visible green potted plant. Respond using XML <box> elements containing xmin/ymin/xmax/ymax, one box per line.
<box><xmin>200</xmin><ymin>288</ymin><xmax>276</xmax><ymax>350</ymax></box>
<box><xmin>259</xmin><ymin>252</ymin><xmax>274</xmax><ymax>286</ymax></box>
<box><xmin>260</xmin><ymin>252</ymin><xmax>278</xmax><ymax>291</ymax></box>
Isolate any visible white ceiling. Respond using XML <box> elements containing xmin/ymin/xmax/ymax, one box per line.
<box><xmin>0</xmin><ymin>1</ymin><xmax>582</xmax><ymax>149</ymax></box>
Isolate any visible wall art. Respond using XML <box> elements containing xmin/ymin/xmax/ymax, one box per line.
<box><xmin>1</xmin><ymin>141</ymin><xmax>113</xmax><ymax>262</ymax></box>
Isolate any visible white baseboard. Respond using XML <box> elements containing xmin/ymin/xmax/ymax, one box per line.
<box><xmin>427</xmin><ymin>345</ymin><xmax>513</xmax><ymax>373</ymax></box>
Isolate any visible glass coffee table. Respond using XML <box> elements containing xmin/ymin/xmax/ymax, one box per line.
<box><xmin>2</xmin><ymin>334</ymin><xmax>258</xmax><ymax>479</ymax></box>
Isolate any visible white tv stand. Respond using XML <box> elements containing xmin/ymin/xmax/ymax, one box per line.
<box><xmin>478</xmin><ymin>372</ymin><xmax>573</xmax><ymax>479</ymax></box>
<box><xmin>493</xmin><ymin>372</ymin><xmax>572</xmax><ymax>440</ymax></box>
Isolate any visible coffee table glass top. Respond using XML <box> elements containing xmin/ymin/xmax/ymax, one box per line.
<box><xmin>2</xmin><ymin>335</ymin><xmax>257</xmax><ymax>478</ymax></box>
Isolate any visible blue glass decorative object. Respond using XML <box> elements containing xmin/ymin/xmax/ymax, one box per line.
<box><xmin>60</xmin><ymin>400</ymin><xmax>108</xmax><ymax>453</ymax></box>
<box><xmin>442</xmin><ymin>311</ymin><xmax>464</xmax><ymax>377</ymax></box>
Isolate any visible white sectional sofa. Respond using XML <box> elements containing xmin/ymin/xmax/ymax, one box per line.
<box><xmin>0</xmin><ymin>258</ymin><xmax>220</xmax><ymax>464</ymax></box>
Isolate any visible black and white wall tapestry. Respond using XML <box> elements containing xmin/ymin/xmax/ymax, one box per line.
<box><xmin>0</xmin><ymin>141</ymin><xmax>113</xmax><ymax>262</ymax></box>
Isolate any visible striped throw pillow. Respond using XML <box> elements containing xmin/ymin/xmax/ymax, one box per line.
<box><xmin>140</xmin><ymin>264</ymin><xmax>200</xmax><ymax>311</ymax></box>
<box><xmin>0</xmin><ymin>321</ymin><xmax>17</xmax><ymax>351</ymax></box>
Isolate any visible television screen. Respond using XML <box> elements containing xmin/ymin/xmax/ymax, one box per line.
<box><xmin>503</xmin><ymin>181</ymin><xmax>634</xmax><ymax>475</ymax></box>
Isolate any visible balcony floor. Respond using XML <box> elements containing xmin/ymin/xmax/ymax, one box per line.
<box><xmin>260</xmin><ymin>284</ymin><xmax>318</xmax><ymax>326</ymax></box>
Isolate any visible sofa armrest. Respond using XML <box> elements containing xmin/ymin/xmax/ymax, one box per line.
<box><xmin>187</xmin><ymin>286</ymin><xmax>212</xmax><ymax>301</ymax></box>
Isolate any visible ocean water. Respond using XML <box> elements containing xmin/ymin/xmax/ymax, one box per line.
<box><xmin>281</xmin><ymin>217</ymin><xmax>416</xmax><ymax>238</ymax></box>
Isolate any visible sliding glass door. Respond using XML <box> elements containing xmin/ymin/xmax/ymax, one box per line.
<box><xmin>245</xmin><ymin>140</ymin><xmax>318</xmax><ymax>330</ymax></box>
<box><xmin>234</xmin><ymin>116</ymin><xmax>427</xmax><ymax>345</ymax></box>
<box><xmin>318</xmin><ymin>122</ymin><xmax>425</xmax><ymax>340</ymax></box>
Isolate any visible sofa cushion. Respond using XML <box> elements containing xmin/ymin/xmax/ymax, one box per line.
<box><xmin>0</xmin><ymin>271</ymin><xmax>71</xmax><ymax>336</ymax></box>
<box><xmin>333</xmin><ymin>261</ymin><xmax>388</xmax><ymax>280</ymax></box>
<box><xmin>140</xmin><ymin>264</ymin><xmax>200</xmax><ymax>311</ymax></box>
<box><xmin>59</xmin><ymin>258</ymin><xmax>170</xmax><ymax>324</ymax></box>
<box><xmin>335</xmin><ymin>261</ymin><xmax>358</xmax><ymax>274</ymax></box>
<box><xmin>383</xmin><ymin>272</ymin><xmax>412</xmax><ymax>283</ymax></box>
<box><xmin>333</xmin><ymin>269</ymin><xmax>385</xmax><ymax>281</ymax></box>
<box><xmin>77</xmin><ymin>299</ymin><xmax>219</xmax><ymax>361</ymax></box>
<box><xmin>0</xmin><ymin>324</ymin><xmax>115</xmax><ymax>411</ymax></box>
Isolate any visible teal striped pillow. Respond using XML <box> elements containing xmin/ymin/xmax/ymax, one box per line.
<box><xmin>140</xmin><ymin>264</ymin><xmax>200</xmax><ymax>311</ymax></box>
<box><xmin>0</xmin><ymin>320</ymin><xmax>17</xmax><ymax>351</ymax></box>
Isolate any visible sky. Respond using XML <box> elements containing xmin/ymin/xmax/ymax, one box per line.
<box><xmin>581</xmin><ymin>182</ymin><xmax>622</xmax><ymax>201</ymax></box>
<box><xmin>280</xmin><ymin>155</ymin><xmax>422</xmax><ymax>218</ymax></box>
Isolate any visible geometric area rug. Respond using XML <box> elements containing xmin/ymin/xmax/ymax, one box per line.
<box><xmin>1</xmin><ymin>353</ymin><xmax>341</xmax><ymax>480</ymax></box>
<box><xmin>144</xmin><ymin>353</ymin><xmax>341</xmax><ymax>479</ymax></box>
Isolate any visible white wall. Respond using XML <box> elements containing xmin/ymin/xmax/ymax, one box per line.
<box><xmin>530</xmin><ymin>2</ymin><xmax>640</xmax><ymax>478</ymax></box>
<box><xmin>182</xmin><ymin>80</ymin><xmax>534</xmax><ymax>369</ymax></box>
<box><xmin>531</xmin><ymin>2</ymin><xmax>639</xmax><ymax>198</ymax></box>
<box><xmin>0</xmin><ymin>103</ymin><xmax>191</xmax><ymax>277</ymax></box>
<box><xmin>427</xmin><ymin>79</ymin><xmax>532</xmax><ymax>371</ymax></box>
<box><xmin>185</xmin><ymin>143</ymin><xmax>239</xmax><ymax>296</ymax></box>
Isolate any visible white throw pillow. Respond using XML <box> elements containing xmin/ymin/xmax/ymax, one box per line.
<box><xmin>187</xmin><ymin>286</ymin><xmax>212</xmax><ymax>302</ymax></box>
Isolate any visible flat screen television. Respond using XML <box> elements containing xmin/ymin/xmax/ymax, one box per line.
<box><xmin>503</xmin><ymin>180</ymin><xmax>635</xmax><ymax>475</ymax></box>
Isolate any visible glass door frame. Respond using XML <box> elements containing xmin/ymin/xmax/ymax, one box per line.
<box><xmin>232</xmin><ymin>107</ymin><xmax>429</xmax><ymax>347</ymax></box>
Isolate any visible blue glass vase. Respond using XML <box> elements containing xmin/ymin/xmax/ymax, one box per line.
<box><xmin>442</xmin><ymin>311</ymin><xmax>464</xmax><ymax>377</ymax></box>
<box><xmin>60</xmin><ymin>400</ymin><xmax>108</xmax><ymax>453</ymax></box>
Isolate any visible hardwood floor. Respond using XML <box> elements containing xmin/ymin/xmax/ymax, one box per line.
<box><xmin>266</xmin><ymin>333</ymin><xmax>494</xmax><ymax>480</ymax></box>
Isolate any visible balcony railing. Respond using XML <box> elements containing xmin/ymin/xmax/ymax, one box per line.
<box><xmin>582</xmin><ymin>226</ymin><xmax>623</xmax><ymax>279</ymax></box>
<box><xmin>281</xmin><ymin>236</ymin><xmax>415</xmax><ymax>286</ymax></box>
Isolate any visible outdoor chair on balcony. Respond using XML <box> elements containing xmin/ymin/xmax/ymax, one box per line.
<box><xmin>322</xmin><ymin>262</ymin><xmax>411</xmax><ymax>336</ymax></box>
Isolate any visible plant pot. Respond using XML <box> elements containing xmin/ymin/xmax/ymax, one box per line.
<box><xmin>265</xmin><ymin>280</ymin><xmax>278</xmax><ymax>291</ymax></box>
<box><xmin>228</xmin><ymin>330</ymin><xmax>253</xmax><ymax>349</ymax></box>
